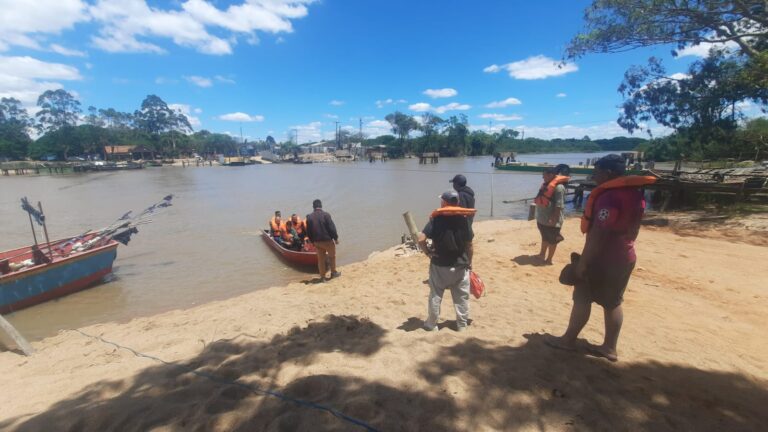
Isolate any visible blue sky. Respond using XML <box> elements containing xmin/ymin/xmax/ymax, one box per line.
<box><xmin>0</xmin><ymin>0</ymin><xmax>739</xmax><ymax>142</ymax></box>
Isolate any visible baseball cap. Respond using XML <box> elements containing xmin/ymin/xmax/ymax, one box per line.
<box><xmin>594</xmin><ymin>154</ymin><xmax>626</xmax><ymax>175</ymax></box>
<box><xmin>440</xmin><ymin>190</ymin><xmax>459</xmax><ymax>204</ymax></box>
<box><xmin>449</xmin><ymin>174</ymin><xmax>467</xmax><ymax>186</ymax></box>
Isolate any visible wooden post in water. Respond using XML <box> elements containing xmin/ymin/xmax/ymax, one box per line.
<box><xmin>402</xmin><ymin>211</ymin><xmax>422</xmax><ymax>251</ymax></box>
<box><xmin>0</xmin><ymin>314</ymin><xmax>34</xmax><ymax>356</ymax></box>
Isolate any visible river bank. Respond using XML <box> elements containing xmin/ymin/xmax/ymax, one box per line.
<box><xmin>1</xmin><ymin>218</ymin><xmax>766</xmax><ymax>431</ymax></box>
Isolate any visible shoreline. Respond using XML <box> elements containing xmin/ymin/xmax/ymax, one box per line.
<box><xmin>1</xmin><ymin>219</ymin><xmax>767</xmax><ymax>430</ymax></box>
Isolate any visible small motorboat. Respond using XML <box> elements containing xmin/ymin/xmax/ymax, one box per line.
<box><xmin>261</xmin><ymin>230</ymin><xmax>317</xmax><ymax>267</ymax></box>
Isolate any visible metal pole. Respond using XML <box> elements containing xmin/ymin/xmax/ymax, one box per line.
<box><xmin>37</xmin><ymin>202</ymin><xmax>53</xmax><ymax>261</ymax></box>
<box><xmin>489</xmin><ymin>173</ymin><xmax>495</xmax><ymax>217</ymax></box>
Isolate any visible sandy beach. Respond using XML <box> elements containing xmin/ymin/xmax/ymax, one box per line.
<box><xmin>1</xmin><ymin>217</ymin><xmax>766</xmax><ymax>431</ymax></box>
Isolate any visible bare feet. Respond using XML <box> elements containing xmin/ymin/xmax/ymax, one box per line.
<box><xmin>543</xmin><ymin>335</ymin><xmax>577</xmax><ymax>352</ymax></box>
<box><xmin>544</xmin><ymin>259</ymin><xmax>553</xmax><ymax>266</ymax></box>
<box><xmin>587</xmin><ymin>344</ymin><xmax>618</xmax><ymax>362</ymax></box>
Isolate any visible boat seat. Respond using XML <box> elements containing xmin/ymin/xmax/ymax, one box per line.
<box><xmin>0</xmin><ymin>259</ymin><xmax>10</xmax><ymax>275</ymax></box>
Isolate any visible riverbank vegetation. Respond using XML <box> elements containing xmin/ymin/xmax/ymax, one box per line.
<box><xmin>0</xmin><ymin>92</ymin><xmax>239</xmax><ymax>161</ymax></box>
<box><xmin>567</xmin><ymin>0</ymin><xmax>767</xmax><ymax>162</ymax></box>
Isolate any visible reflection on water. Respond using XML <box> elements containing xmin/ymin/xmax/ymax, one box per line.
<box><xmin>0</xmin><ymin>153</ymin><xmax>607</xmax><ymax>339</ymax></box>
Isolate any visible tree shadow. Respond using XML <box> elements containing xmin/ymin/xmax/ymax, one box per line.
<box><xmin>512</xmin><ymin>254</ymin><xmax>545</xmax><ymax>266</ymax></box>
<box><xmin>4</xmin><ymin>315</ymin><xmax>456</xmax><ymax>432</ymax></box>
<box><xmin>5</xmin><ymin>324</ymin><xmax>767</xmax><ymax>431</ymax></box>
<box><xmin>417</xmin><ymin>333</ymin><xmax>768</xmax><ymax>431</ymax></box>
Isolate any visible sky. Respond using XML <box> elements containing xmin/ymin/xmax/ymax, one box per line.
<box><xmin>0</xmin><ymin>0</ymin><xmax>750</xmax><ymax>143</ymax></box>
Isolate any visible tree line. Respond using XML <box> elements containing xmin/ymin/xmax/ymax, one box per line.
<box><xmin>0</xmin><ymin>90</ymin><xmax>242</xmax><ymax>160</ymax></box>
<box><xmin>360</xmin><ymin>112</ymin><xmax>647</xmax><ymax>159</ymax></box>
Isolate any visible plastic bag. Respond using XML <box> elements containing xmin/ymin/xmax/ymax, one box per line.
<box><xmin>470</xmin><ymin>270</ymin><xmax>485</xmax><ymax>299</ymax></box>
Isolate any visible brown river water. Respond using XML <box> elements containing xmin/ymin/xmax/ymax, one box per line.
<box><xmin>1</xmin><ymin>153</ymin><xmax>610</xmax><ymax>340</ymax></box>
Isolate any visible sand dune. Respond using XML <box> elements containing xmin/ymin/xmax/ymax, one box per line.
<box><xmin>1</xmin><ymin>218</ymin><xmax>766</xmax><ymax>431</ymax></box>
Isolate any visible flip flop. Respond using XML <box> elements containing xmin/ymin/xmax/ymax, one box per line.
<box><xmin>586</xmin><ymin>345</ymin><xmax>618</xmax><ymax>362</ymax></box>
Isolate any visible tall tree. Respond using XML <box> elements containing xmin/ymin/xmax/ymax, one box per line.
<box><xmin>385</xmin><ymin>111</ymin><xmax>418</xmax><ymax>153</ymax></box>
<box><xmin>567</xmin><ymin>1</ymin><xmax>767</xmax><ymax>141</ymax></box>
<box><xmin>35</xmin><ymin>89</ymin><xmax>81</xmax><ymax>134</ymax></box>
<box><xmin>0</xmin><ymin>97</ymin><xmax>33</xmax><ymax>159</ymax></box>
<box><xmin>135</xmin><ymin>95</ymin><xmax>192</xmax><ymax>156</ymax></box>
<box><xmin>134</xmin><ymin>95</ymin><xmax>192</xmax><ymax>136</ymax></box>
<box><xmin>419</xmin><ymin>113</ymin><xmax>444</xmax><ymax>152</ymax></box>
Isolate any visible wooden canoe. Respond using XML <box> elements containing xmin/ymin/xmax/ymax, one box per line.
<box><xmin>261</xmin><ymin>230</ymin><xmax>318</xmax><ymax>267</ymax></box>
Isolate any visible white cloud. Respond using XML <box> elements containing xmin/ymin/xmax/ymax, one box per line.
<box><xmin>376</xmin><ymin>98</ymin><xmax>407</xmax><ymax>108</ymax></box>
<box><xmin>556</xmin><ymin>93</ymin><xmax>567</xmax><ymax>98</ymax></box>
<box><xmin>409</xmin><ymin>102</ymin><xmax>432</xmax><ymax>112</ymax></box>
<box><xmin>168</xmin><ymin>103</ymin><xmax>201</xmax><ymax>129</ymax></box>
<box><xmin>409</xmin><ymin>102</ymin><xmax>471</xmax><ymax>114</ymax></box>
<box><xmin>87</xmin><ymin>0</ymin><xmax>315</xmax><ymax>55</ymax></box>
<box><xmin>324</xmin><ymin>113</ymin><xmax>339</xmax><ymax>119</ymax></box>
<box><xmin>184</xmin><ymin>75</ymin><xmax>213</xmax><ymax>87</ymax></box>
<box><xmin>193</xmin><ymin>107</ymin><xmax>202</xmax><ymax>114</ymax></box>
<box><xmin>479</xmin><ymin>113</ymin><xmax>522</xmax><ymax>121</ymax></box>
<box><xmin>435</xmin><ymin>102</ymin><xmax>470</xmax><ymax>114</ymax></box>
<box><xmin>329</xmin><ymin>100</ymin><xmax>345</xmax><ymax>106</ymax></box>
<box><xmin>219</xmin><ymin>112</ymin><xmax>265</xmax><ymax>122</ymax></box>
<box><xmin>49</xmin><ymin>44</ymin><xmax>87</xmax><ymax>57</ymax></box>
<box><xmin>0</xmin><ymin>55</ymin><xmax>82</xmax><ymax>110</ymax></box>
<box><xmin>0</xmin><ymin>0</ymin><xmax>88</xmax><ymax>52</ymax></box>
<box><xmin>289</xmin><ymin>121</ymin><xmax>325</xmax><ymax>143</ymax></box>
<box><xmin>214</xmin><ymin>75</ymin><xmax>236</xmax><ymax>84</ymax></box>
<box><xmin>492</xmin><ymin>122</ymin><xmax>673</xmax><ymax>140</ymax></box>
<box><xmin>484</xmin><ymin>55</ymin><xmax>578</xmax><ymax>80</ymax></box>
<box><xmin>675</xmin><ymin>37</ymin><xmax>739</xmax><ymax>58</ymax></box>
<box><xmin>423</xmin><ymin>88</ymin><xmax>457</xmax><ymax>99</ymax></box>
<box><xmin>485</xmin><ymin>97</ymin><xmax>522</xmax><ymax>108</ymax></box>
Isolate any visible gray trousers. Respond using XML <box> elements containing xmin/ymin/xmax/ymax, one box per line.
<box><xmin>425</xmin><ymin>263</ymin><xmax>470</xmax><ymax>329</ymax></box>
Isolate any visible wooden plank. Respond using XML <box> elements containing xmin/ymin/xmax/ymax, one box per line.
<box><xmin>0</xmin><ymin>314</ymin><xmax>34</xmax><ymax>356</ymax></box>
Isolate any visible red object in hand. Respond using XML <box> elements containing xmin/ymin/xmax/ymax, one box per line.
<box><xmin>470</xmin><ymin>270</ymin><xmax>485</xmax><ymax>299</ymax></box>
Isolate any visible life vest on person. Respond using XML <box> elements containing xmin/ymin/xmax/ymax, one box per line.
<box><xmin>534</xmin><ymin>175</ymin><xmax>570</xmax><ymax>206</ymax></box>
<box><xmin>270</xmin><ymin>217</ymin><xmax>284</xmax><ymax>234</ymax></box>
<box><xmin>291</xmin><ymin>217</ymin><xmax>306</xmax><ymax>235</ymax></box>
<box><xmin>580</xmin><ymin>176</ymin><xmax>657</xmax><ymax>234</ymax></box>
<box><xmin>430</xmin><ymin>206</ymin><xmax>477</xmax><ymax>219</ymax></box>
<box><xmin>280</xmin><ymin>225</ymin><xmax>295</xmax><ymax>242</ymax></box>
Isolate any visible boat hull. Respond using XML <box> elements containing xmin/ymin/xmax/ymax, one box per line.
<box><xmin>495</xmin><ymin>163</ymin><xmax>646</xmax><ymax>175</ymax></box>
<box><xmin>0</xmin><ymin>242</ymin><xmax>118</xmax><ymax>314</ymax></box>
<box><xmin>261</xmin><ymin>230</ymin><xmax>318</xmax><ymax>267</ymax></box>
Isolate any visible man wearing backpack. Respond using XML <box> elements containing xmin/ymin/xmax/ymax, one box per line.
<box><xmin>418</xmin><ymin>190</ymin><xmax>477</xmax><ymax>332</ymax></box>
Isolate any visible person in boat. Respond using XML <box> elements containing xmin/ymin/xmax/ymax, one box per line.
<box><xmin>418</xmin><ymin>190</ymin><xmax>476</xmax><ymax>332</ymax></box>
<box><xmin>280</xmin><ymin>220</ymin><xmax>302</xmax><ymax>251</ymax></box>
<box><xmin>269</xmin><ymin>211</ymin><xmax>284</xmax><ymax>238</ymax></box>
<box><xmin>450</xmin><ymin>174</ymin><xmax>475</xmax><ymax>265</ymax></box>
<box><xmin>546</xmin><ymin>154</ymin><xmax>657</xmax><ymax>362</ymax></box>
<box><xmin>290</xmin><ymin>213</ymin><xmax>307</xmax><ymax>241</ymax></box>
<box><xmin>534</xmin><ymin>167</ymin><xmax>568</xmax><ymax>265</ymax></box>
<box><xmin>305</xmin><ymin>199</ymin><xmax>340</xmax><ymax>282</ymax></box>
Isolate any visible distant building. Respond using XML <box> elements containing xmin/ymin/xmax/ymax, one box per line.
<box><xmin>103</xmin><ymin>145</ymin><xmax>155</xmax><ymax>161</ymax></box>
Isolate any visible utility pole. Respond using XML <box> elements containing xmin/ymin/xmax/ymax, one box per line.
<box><xmin>335</xmin><ymin>121</ymin><xmax>340</xmax><ymax>149</ymax></box>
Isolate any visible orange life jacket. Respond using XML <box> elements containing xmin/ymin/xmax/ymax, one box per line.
<box><xmin>430</xmin><ymin>206</ymin><xmax>477</xmax><ymax>219</ymax></box>
<box><xmin>580</xmin><ymin>176</ymin><xmax>657</xmax><ymax>234</ymax></box>
<box><xmin>270</xmin><ymin>217</ymin><xmax>284</xmax><ymax>233</ymax></box>
<box><xmin>534</xmin><ymin>175</ymin><xmax>570</xmax><ymax>206</ymax></box>
<box><xmin>290</xmin><ymin>218</ymin><xmax>306</xmax><ymax>235</ymax></box>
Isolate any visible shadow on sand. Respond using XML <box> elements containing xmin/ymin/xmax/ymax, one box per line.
<box><xmin>3</xmin><ymin>321</ymin><xmax>767</xmax><ymax>431</ymax></box>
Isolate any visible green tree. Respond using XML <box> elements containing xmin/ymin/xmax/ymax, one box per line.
<box><xmin>135</xmin><ymin>95</ymin><xmax>193</xmax><ymax>156</ymax></box>
<box><xmin>385</xmin><ymin>111</ymin><xmax>418</xmax><ymax>153</ymax></box>
<box><xmin>35</xmin><ymin>89</ymin><xmax>81</xmax><ymax>134</ymax></box>
<box><xmin>567</xmin><ymin>0</ymin><xmax>767</xmax><ymax>156</ymax></box>
<box><xmin>0</xmin><ymin>98</ymin><xmax>33</xmax><ymax>159</ymax></box>
<box><xmin>419</xmin><ymin>113</ymin><xmax>444</xmax><ymax>153</ymax></box>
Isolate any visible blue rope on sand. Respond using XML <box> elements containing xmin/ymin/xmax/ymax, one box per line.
<box><xmin>73</xmin><ymin>329</ymin><xmax>380</xmax><ymax>432</ymax></box>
